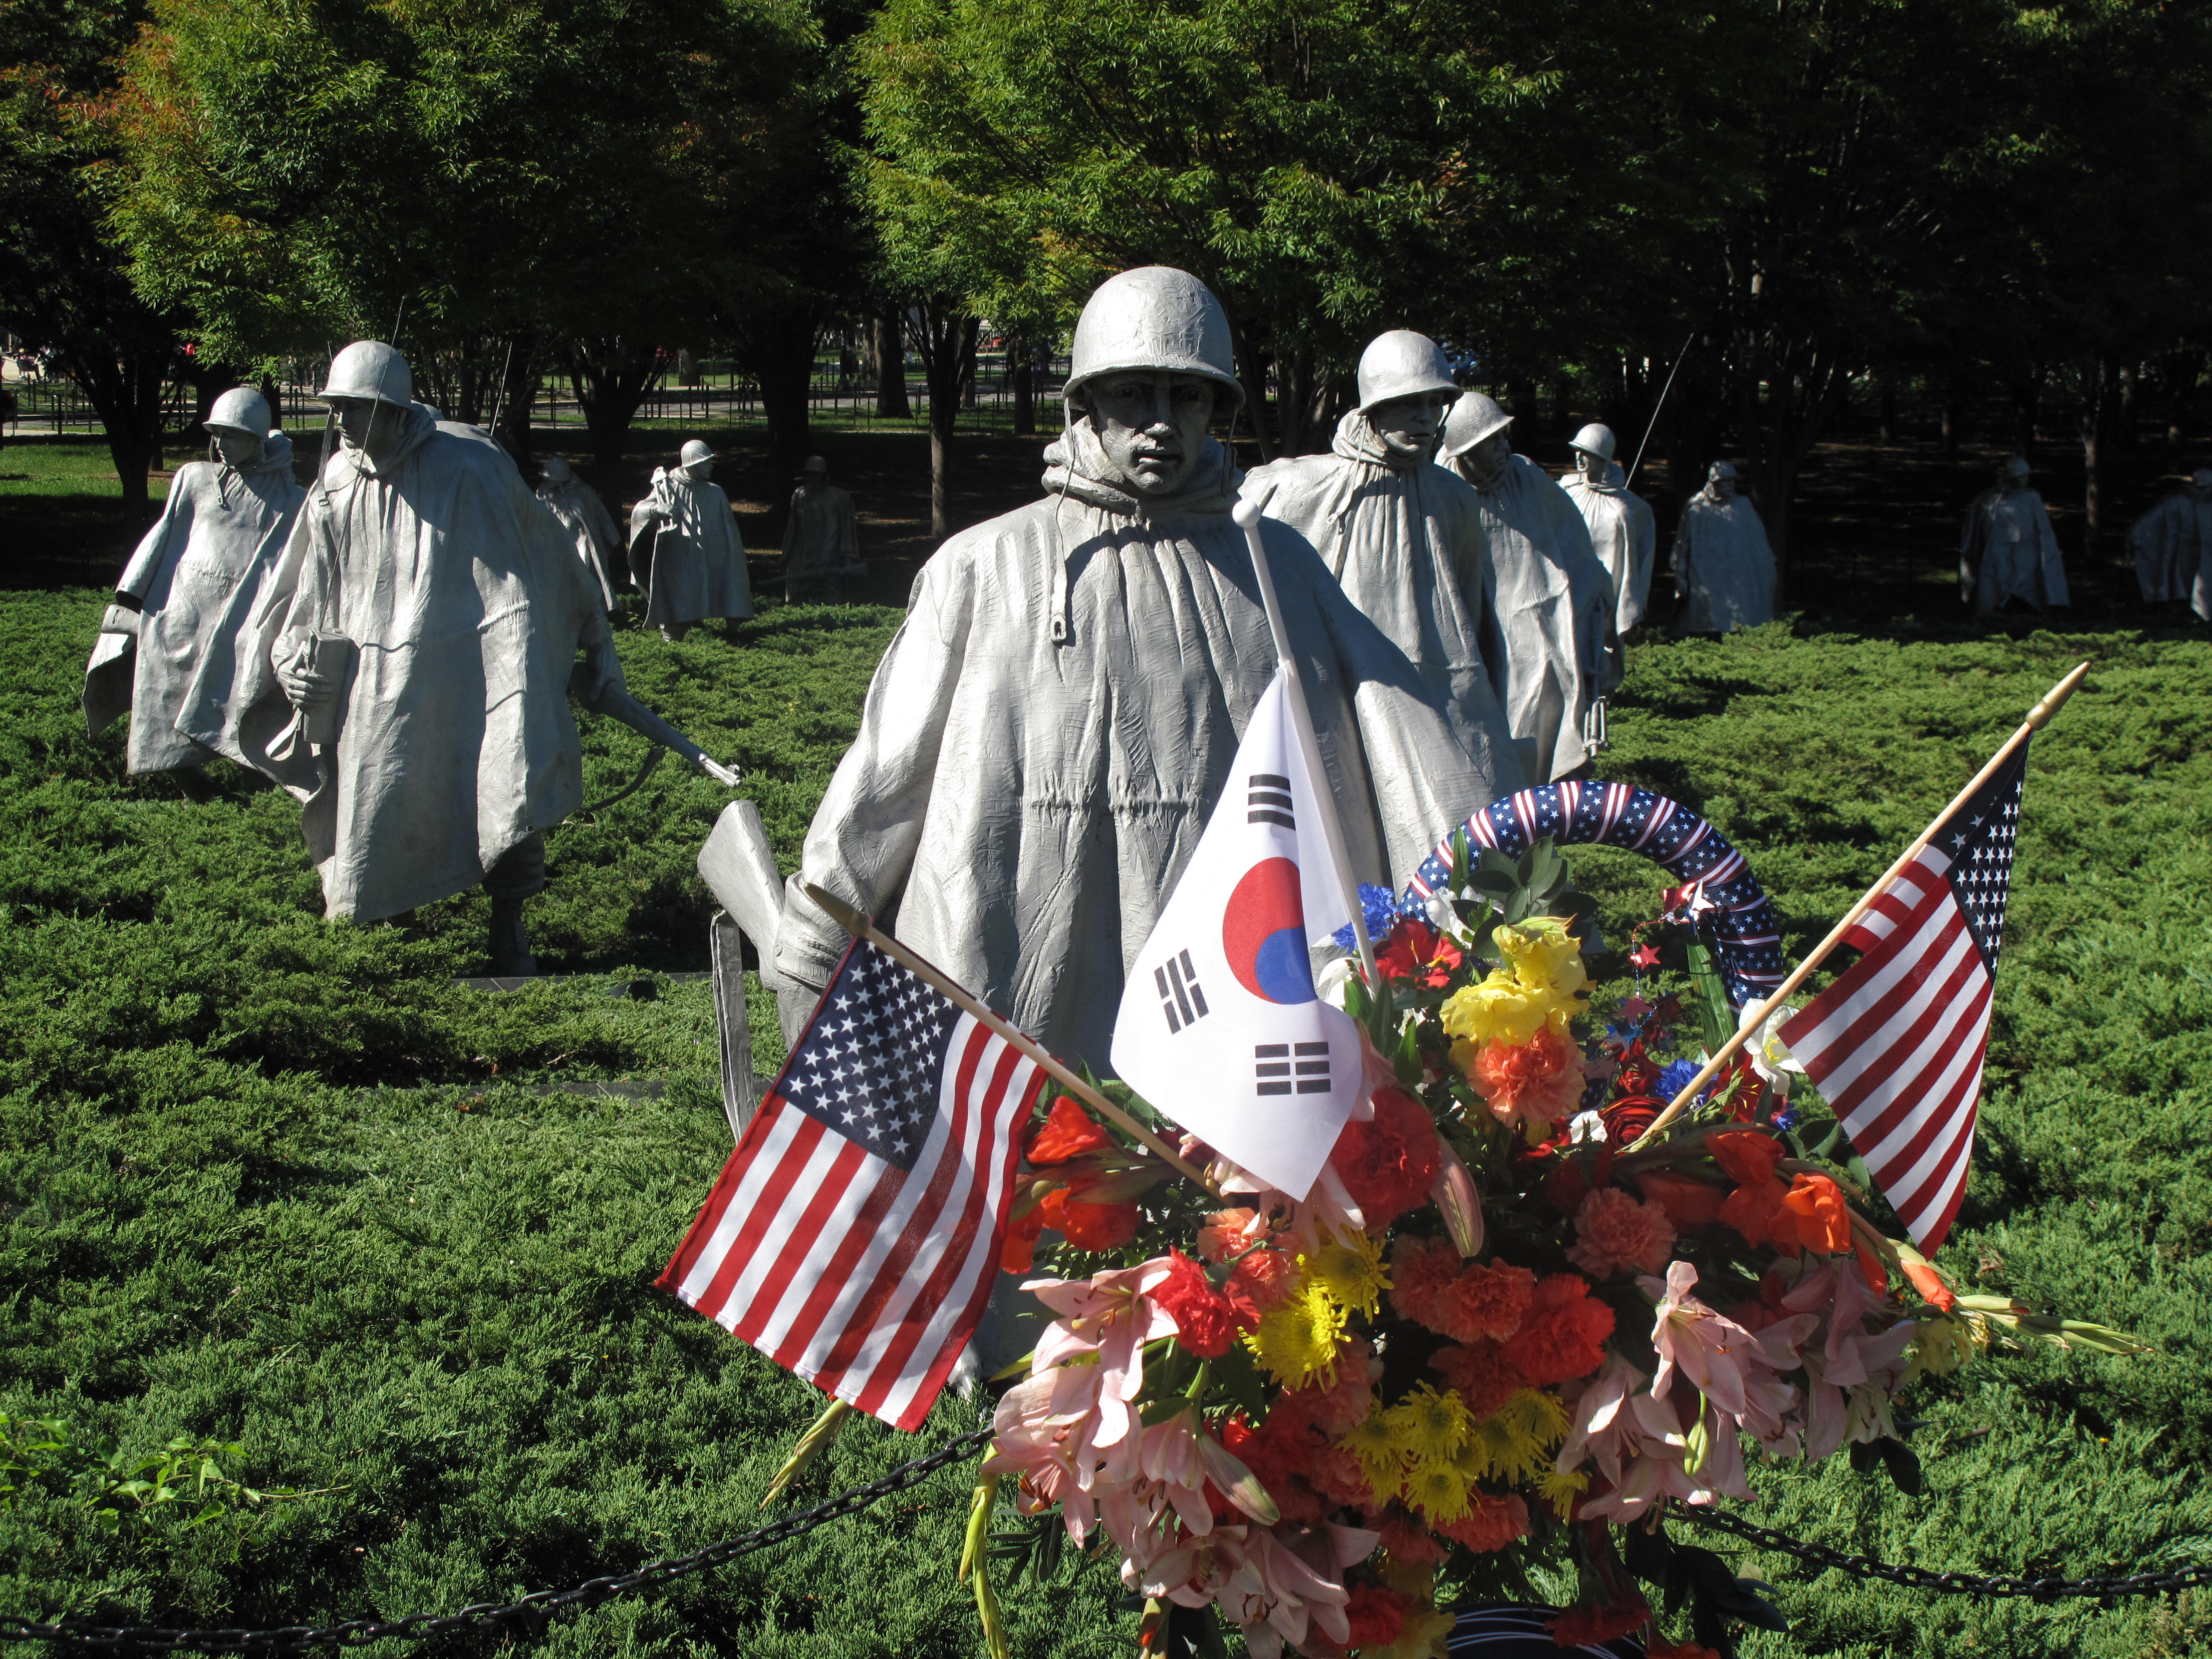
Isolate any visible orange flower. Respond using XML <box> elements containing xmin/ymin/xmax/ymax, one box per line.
<box><xmin>1779</xmin><ymin>1172</ymin><xmax>1852</xmax><ymax>1254</ymax></box>
<box><xmin>1632</xmin><ymin>1169</ymin><xmax>1726</xmax><ymax>1228</ymax></box>
<box><xmin>1465</xmin><ymin>1027</ymin><xmax>1585</xmax><ymax>1135</ymax></box>
<box><xmin>1025</xmin><ymin>1095</ymin><xmax>1114</xmax><ymax>1164</ymax></box>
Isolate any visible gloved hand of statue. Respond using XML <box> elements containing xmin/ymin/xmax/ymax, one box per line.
<box><xmin>277</xmin><ymin>645</ymin><xmax>334</xmax><ymax>714</ymax></box>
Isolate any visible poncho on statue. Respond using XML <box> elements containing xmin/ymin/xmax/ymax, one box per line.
<box><xmin>265</xmin><ymin>404</ymin><xmax>614</xmax><ymax>921</ymax></box>
<box><xmin>2127</xmin><ymin>474</ymin><xmax>2211</xmax><ymax>614</ymax></box>
<box><xmin>1239</xmin><ymin>409</ymin><xmax>1519</xmax><ymax>779</ymax></box>
<box><xmin>535</xmin><ymin>459</ymin><xmax>620</xmax><ymax>611</ymax></box>
<box><xmin>84</xmin><ymin>435</ymin><xmax>307</xmax><ymax>777</ymax></box>
<box><xmin>1451</xmin><ymin>451</ymin><xmax>1616</xmax><ymax>782</ymax></box>
<box><xmin>783</xmin><ymin>481</ymin><xmax>861</xmax><ymax>585</ymax></box>
<box><xmin>634</xmin><ymin>467</ymin><xmax>752</xmax><ymax>627</ymax></box>
<box><xmin>1564</xmin><ymin>461</ymin><xmax>1656</xmax><ymax>634</ymax></box>
<box><xmin>1960</xmin><ymin>485</ymin><xmax>2068</xmax><ymax>613</ymax></box>
<box><xmin>1673</xmin><ymin>480</ymin><xmax>1777</xmax><ymax>634</ymax></box>
<box><xmin>773</xmin><ymin>421</ymin><xmax>1524</xmax><ymax>1067</ymax></box>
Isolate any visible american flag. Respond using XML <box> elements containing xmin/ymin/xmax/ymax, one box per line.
<box><xmin>1780</xmin><ymin>743</ymin><xmax>2030</xmax><ymax>1252</ymax></box>
<box><xmin>656</xmin><ymin>938</ymin><xmax>1046</xmax><ymax>1431</ymax></box>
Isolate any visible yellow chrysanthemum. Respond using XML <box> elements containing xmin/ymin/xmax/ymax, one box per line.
<box><xmin>1377</xmin><ymin>1603</ymin><xmax>1458</xmax><ymax>1659</ymax></box>
<box><xmin>1456</xmin><ymin>1390</ymin><xmax>1569</xmax><ymax>1485</ymax></box>
<box><xmin>1402</xmin><ymin>1456</ymin><xmax>1472</xmax><ymax>1523</ymax></box>
<box><xmin>1338</xmin><ymin>1410</ymin><xmax>1404</xmax><ymax>1505</ymax></box>
<box><xmin>1247</xmin><ymin>1280</ymin><xmax>1347</xmax><ymax>1386</ymax></box>
<box><xmin>1535</xmin><ymin>1468</ymin><xmax>1589</xmax><ymax>1520</ymax></box>
<box><xmin>1383</xmin><ymin>1382</ymin><xmax>1474</xmax><ymax>1464</ymax></box>
<box><xmin>1305</xmin><ymin>1226</ymin><xmax>1390</xmax><ymax>1318</ymax></box>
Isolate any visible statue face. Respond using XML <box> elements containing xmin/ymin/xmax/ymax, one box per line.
<box><xmin>1460</xmin><ymin>430</ymin><xmax>1513</xmax><ymax>486</ymax></box>
<box><xmin>1999</xmin><ymin>469</ymin><xmax>2025</xmax><ymax>494</ymax></box>
<box><xmin>330</xmin><ymin>396</ymin><xmax>397</xmax><ymax>461</ymax></box>
<box><xmin>1711</xmin><ymin>472</ymin><xmax>1736</xmax><ymax>499</ymax></box>
<box><xmin>212</xmin><ymin>429</ymin><xmax>262</xmax><ymax>468</ymax></box>
<box><xmin>1083</xmin><ymin>372</ymin><xmax>1217</xmax><ymax>495</ymax></box>
<box><xmin>682</xmin><ymin>458</ymin><xmax>714</xmax><ymax>484</ymax></box>
<box><xmin>1367</xmin><ymin>392</ymin><xmax>1452</xmax><ymax>466</ymax></box>
<box><xmin>1575</xmin><ymin>449</ymin><xmax>1605</xmax><ymax>480</ymax></box>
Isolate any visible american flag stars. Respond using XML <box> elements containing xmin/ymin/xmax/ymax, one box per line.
<box><xmin>781</xmin><ymin>946</ymin><xmax>961</xmax><ymax>1173</ymax></box>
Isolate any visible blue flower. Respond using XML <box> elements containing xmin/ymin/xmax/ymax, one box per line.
<box><xmin>1771</xmin><ymin>1107</ymin><xmax>1801</xmax><ymax>1133</ymax></box>
<box><xmin>1655</xmin><ymin>1058</ymin><xmax>1712</xmax><ymax>1106</ymax></box>
<box><xmin>1332</xmin><ymin>883</ymin><xmax>1404</xmax><ymax>950</ymax></box>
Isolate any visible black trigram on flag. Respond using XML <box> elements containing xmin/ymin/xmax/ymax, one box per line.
<box><xmin>1155</xmin><ymin>949</ymin><xmax>1210</xmax><ymax>1034</ymax></box>
<box><xmin>1247</xmin><ymin>773</ymin><xmax>1294</xmax><ymax>830</ymax></box>
<box><xmin>1255</xmin><ymin>1041</ymin><xmax>1330</xmax><ymax>1096</ymax></box>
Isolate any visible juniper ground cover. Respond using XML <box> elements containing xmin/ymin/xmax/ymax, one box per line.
<box><xmin>2</xmin><ymin>441</ymin><xmax>2208</xmax><ymax>1655</ymax></box>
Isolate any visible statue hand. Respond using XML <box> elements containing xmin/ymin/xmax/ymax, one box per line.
<box><xmin>277</xmin><ymin>651</ymin><xmax>333</xmax><ymax>713</ymax></box>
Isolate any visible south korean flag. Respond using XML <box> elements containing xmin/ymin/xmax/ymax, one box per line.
<box><xmin>1110</xmin><ymin>669</ymin><xmax>1361</xmax><ymax>1200</ymax></box>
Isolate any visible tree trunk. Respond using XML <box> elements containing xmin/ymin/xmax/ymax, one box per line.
<box><xmin>1220</xmin><ymin>307</ymin><xmax>1274</xmax><ymax>463</ymax></box>
<box><xmin>2161</xmin><ymin>350</ymin><xmax>2200</xmax><ymax>460</ymax></box>
<box><xmin>66</xmin><ymin>343</ymin><xmax>171</xmax><ymax>515</ymax></box>
<box><xmin>873</xmin><ymin>311</ymin><xmax>910</xmax><ymax>418</ymax></box>
<box><xmin>1877</xmin><ymin>375</ymin><xmax>1897</xmax><ymax>445</ymax></box>
<box><xmin>492</xmin><ymin>334</ymin><xmax>540</xmax><ymax>468</ymax></box>
<box><xmin>1941</xmin><ymin>398</ymin><xmax>1961</xmax><ymax>458</ymax></box>
<box><xmin>1010</xmin><ymin>339</ymin><xmax>1035</xmax><ymax>436</ymax></box>
<box><xmin>562</xmin><ymin>338</ymin><xmax>665</xmax><ymax>487</ymax></box>
<box><xmin>749</xmin><ymin>324</ymin><xmax>817</xmax><ymax>528</ymax></box>
<box><xmin>959</xmin><ymin>328</ymin><xmax>978</xmax><ymax>412</ymax></box>
<box><xmin>2008</xmin><ymin>369</ymin><xmax>2043</xmax><ymax>463</ymax></box>
<box><xmin>2078</xmin><ymin>352</ymin><xmax>2121</xmax><ymax>560</ymax></box>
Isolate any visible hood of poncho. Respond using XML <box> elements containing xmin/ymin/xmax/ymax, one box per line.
<box><xmin>1330</xmin><ymin>408</ymin><xmax>1422</xmax><ymax>473</ymax></box>
<box><xmin>1040</xmin><ymin>415</ymin><xmax>1241</xmax><ymax>521</ymax></box>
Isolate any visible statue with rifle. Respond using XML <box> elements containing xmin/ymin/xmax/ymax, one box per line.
<box><xmin>260</xmin><ymin>340</ymin><xmax>736</xmax><ymax>975</ymax></box>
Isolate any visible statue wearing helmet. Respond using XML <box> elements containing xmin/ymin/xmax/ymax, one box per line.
<box><xmin>262</xmin><ymin>340</ymin><xmax>626</xmax><ymax>973</ymax></box>
<box><xmin>1561</xmin><ymin>423</ymin><xmax>1657</xmax><ymax>635</ymax></box>
<box><xmin>1438</xmin><ymin>393</ymin><xmax>1617</xmax><ymax>782</ymax></box>
<box><xmin>781</xmin><ymin>455</ymin><xmax>863</xmax><ymax>603</ymax></box>
<box><xmin>83</xmin><ymin>383</ymin><xmax>310</xmax><ymax>785</ymax></box>
<box><xmin>1672</xmin><ymin>462</ymin><xmax>1779</xmax><ymax>633</ymax></box>
<box><xmin>2127</xmin><ymin>468</ymin><xmax>2212</xmax><ymax>617</ymax></box>
<box><xmin>536</xmin><ymin>455</ymin><xmax>620</xmax><ymax>613</ymax></box>
<box><xmin>1238</xmin><ymin>330</ymin><xmax>1520</xmax><ymax>784</ymax></box>
<box><xmin>1956</xmin><ymin>456</ymin><xmax>2068</xmax><ymax>616</ymax></box>
<box><xmin>629</xmin><ymin>438</ymin><xmax>752</xmax><ymax>641</ymax></box>
<box><xmin>769</xmin><ymin>271</ymin><xmax>1519</xmax><ymax>1067</ymax></box>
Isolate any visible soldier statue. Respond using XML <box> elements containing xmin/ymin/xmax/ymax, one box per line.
<box><xmin>1959</xmin><ymin>455</ymin><xmax>2068</xmax><ymax>615</ymax></box>
<box><xmin>629</xmin><ymin>439</ymin><xmax>753</xmax><ymax>641</ymax></box>
<box><xmin>1673</xmin><ymin>461</ymin><xmax>1778</xmax><ymax>634</ymax></box>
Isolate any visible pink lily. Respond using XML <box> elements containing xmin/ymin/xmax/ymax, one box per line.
<box><xmin>1023</xmin><ymin>1259</ymin><xmax>1180</xmax><ymax>1449</ymax></box>
<box><xmin>1220</xmin><ymin>1521</ymin><xmax>1377</xmax><ymax>1658</ymax></box>
<box><xmin>1642</xmin><ymin>1260</ymin><xmax>1758</xmax><ymax>1420</ymax></box>
<box><xmin>1140</xmin><ymin>1405</ymin><xmax>1280</xmax><ymax>1534</ymax></box>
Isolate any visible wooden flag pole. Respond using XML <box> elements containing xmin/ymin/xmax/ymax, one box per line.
<box><xmin>1231</xmin><ymin>497</ymin><xmax>1382</xmax><ymax>990</ymax></box>
<box><xmin>803</xmin><ymin>884</ymin><xmax>1220</xmax><ymax>1194</ymax></box>
<box><xmin>1626</xmin><ymin>659</ymin><xmax>2090</xmax><ymax>1152</ymax></box>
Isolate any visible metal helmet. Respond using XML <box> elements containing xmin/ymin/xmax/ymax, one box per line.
<box><xmin>1065</xmin><ymin>266</ymin><xmax>1244</xmax><ymax>408</ymax></box>
<box><xmin>679</xmin><ymin>439</ymin><xmax>714</xmax><ymax>468</ymax></box>
<box><xmin>2001</xmin><ymin>454</ymin><xmax>2031</xmax><ymax>480</ymax></box>
<box><xmin>1709</xmin><ymin>460</ymin><xmax>1739</xmax><ymax>483</ymax></box>
<box><xmin>541</xmin><ymin>455</ymin><xmax>574</xmax><ymax>484</ymax></box>
<box><xmin>319</xmin><ymin>340</ymin><xmax>413</xmax><ymax>408</ymax></box>
<box><xmin>205</xmin><ymin>386</ymin><xmax>271</xmax><ymax>438</ymax></box>
<box><xmin>1568</xmin><ymin>422</ymin><xmax>1617</xmax><ymax>464</ymax></box>
<box><xmin>1355</xmin><ymin>331</ymin><xmax>1459</xmax><ymax>413</ymax></box>
<box><xmin>799</xmin><ymin>455</ymin><xmax>828</xmax><ymax>476</ymax></box>
<box><xmin>1439</xmin><ymin>391</ymin><xmax>1512</xmax><ymax>460</ymax></box>
<box><xmin>2193</xmin><ymin>468</ymin><xmax>2212</xmax><ymax>490</ymax></box>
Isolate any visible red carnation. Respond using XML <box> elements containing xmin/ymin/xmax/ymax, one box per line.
<box><xmin>1364</xmin><ymin>1506</ymin><xmax>1451</xmax><ymax>1564</ymax></box>
<box><xmin>1550</xmin><ymin>1593</ymin><xmax>1651</xmax><ymax>1646</ymax></box>
<box><xmin>1340</xmin><ymin>1583</ymin><xmax>1409</xmax><ymax>1649</ymax></box>
<box><xmin>1430</xmin><ymin>1339</ymin><xmax>1528</xmax><ymax>1420</ymax></box>
<box><xmin>1152</xmin><ymin>1248</ymin><xmax>1256</xmax><ymax>1358</ymax></box>
<box><xmin>1502</xmin><ymin>1274</ymin><xmax>1614</xmax><ymax>1386</ymax></box>
<box><xmin>1329</xmin><ymin>1086</ymin><xmax>1443</xmax><ymax>1227</ymax></box>
<box><xmin>1387</xmin><ymin>1234</ymin><xmax>1462</xmax><ymax>1332</ymax></box>
<box><xmin>1443</xmin><ymin>1258</ymin><xmax>1537</xmax><ymax>1344</ymax></box>
<box><xmin>1437</xmin><ymin>1493</ymin><xmax>1530</xmax><ymax>1553</ymax></box>
<box><xmin>1227</xmin><ymin>1246</ymin><xmax>1299</xmax><ymax>1312</ymax></box>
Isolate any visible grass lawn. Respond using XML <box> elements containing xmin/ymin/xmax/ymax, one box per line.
<box><xmin>2</xmin><ymin>433</ymin><xmax>2209</xmax><ymax>1657</ymax></box>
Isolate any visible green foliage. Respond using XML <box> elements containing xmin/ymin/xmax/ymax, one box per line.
<box><xmin>1</xmin><ymin>1413</ymin><xmax>322</xmax><ymax>1539</ymax></box>
<box><xmin>3</xmin><ymin>586</ymin><xmax>2210</xmax><ymax>1655</ymax></box>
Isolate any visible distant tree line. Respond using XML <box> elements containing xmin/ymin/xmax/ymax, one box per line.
<box><xmin>5</xmin><ymin>0</ymin><xmax>2208</xmax><ymax>571</ymax></box>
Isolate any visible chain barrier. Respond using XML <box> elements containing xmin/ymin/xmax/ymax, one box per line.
<box><xmin>1678</xmin><ymin>1505</ymin><xmax>2212</xmax><ymax>1601</ymax></box>
<box><xmin>0</xmin><ymin>1427</ymin><xmax>994</xmax><ymax>1652</ymax></box>
<box><xmin>6</xmin><ymin>1438</ymin><xmax>2206</xmax><ymax>1651</ymax></box>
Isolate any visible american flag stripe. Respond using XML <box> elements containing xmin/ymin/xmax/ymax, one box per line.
<box><xmin>658</xmin><ymin>941</ymin><xmax>1045</xmax><ymax>1432</ymax></box>
<box><xmin>1782</xmin><ymin>742</ymin><xmax>2029</xmax><ymax>1252</ymax></box>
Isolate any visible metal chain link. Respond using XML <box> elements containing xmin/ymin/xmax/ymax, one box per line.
<box><xmin>8</xmin><ymin>1449</ymin><xmax>2206</xmax><ymax>1652</ymax></box>
<box><xmin>1678</xmin><ymin>1505</ymin><xmax>2212</xmax><ymax>1601</ymax></box>
<box><xmin>0</xmin><ymin>1426</ymin><xmax>995</xmax><ymax>1652</ymax></box>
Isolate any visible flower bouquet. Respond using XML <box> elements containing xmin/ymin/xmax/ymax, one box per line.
<box><xmin>957</xmin><ymin>784</ymin><xmax>2143</xmax><ymax>1659</ymax></box>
